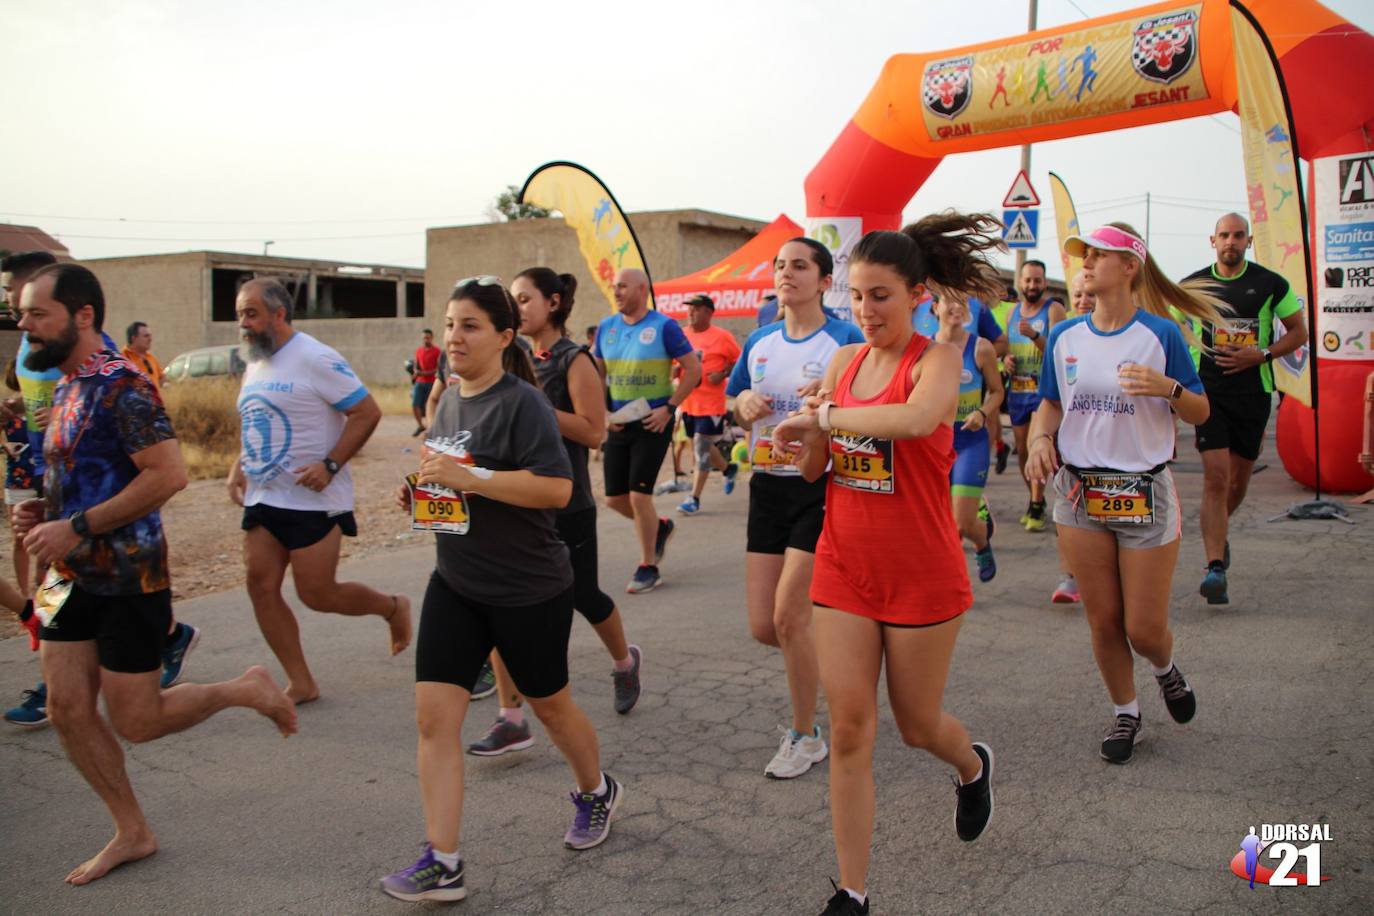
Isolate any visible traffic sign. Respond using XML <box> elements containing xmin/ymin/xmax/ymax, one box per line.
<box><xmin>1002</xmin><ymin>170</ymin><xmax>1041</xmax><ymax>208</ymax></box>
<box><xmin>1003</xmin><ymin>209</ymin><xmax>1039</xmax><ymax>248</ymax></box>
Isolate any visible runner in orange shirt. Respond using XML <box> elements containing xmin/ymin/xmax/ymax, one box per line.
<box><xmin>675</xmin><ymin>294</ymin><xmax>742</xmax><ymax>516</ymax></box>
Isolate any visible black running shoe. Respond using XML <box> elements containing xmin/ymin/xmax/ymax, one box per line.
<box><xmin>995</xmin><ymin>440</ymin><xmax>1009</xmax><ymax>475</ymax></box>
<box><xmin>819</xmin><ymin>880</ymin><xmax>869</xmax><ymax>915</ymax></box>
<box><xmin>1100</xmin><ymin>713</ymin><xmax>1142</xmax><ymax>764</ymax></box>
<box><xmin>953</xmin><ymin>742</ymin><xmax>994</xmax><ymax>841</ymax></box>
<box><xmin>1155</xmin><ymin>664</ymin><xmax>1196</xmax><ymax>724</ymax></box>
<box><xmin>654</xmin><ymin>517</ymin><xmax>675</xmax><ymax>563</ymax></box>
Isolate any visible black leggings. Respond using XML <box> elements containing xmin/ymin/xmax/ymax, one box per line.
<box><xmin>557</xmin><ymin>507</ymin><xmax>616</xmax><ymax>626</ymax></box>
<box><xmin>415</xmin><ymin>574</ymin><xmax>574</xmax><ymax>699</ymax></box>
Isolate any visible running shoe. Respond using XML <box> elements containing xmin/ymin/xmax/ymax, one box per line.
<box><xmin>626</xmin><ymin>565</ymin><xmax>662</xmax><ymax>594</ymax></box>
<box><xmin>819</xmin><ymin>880</ymin><xmax>870</xmax><ymax>915</ymax></box>
<box><xmin>654</xmin><ymin>517</ymin><xmax>675</xmax><ymax>563</ymax></box>
<box><xmin>1051</xmin><ymin>576</ymin><xmax>1080</xmax><ymax>604</ymax></box>
<box><xmin>3</xmin><ymin>682</ymin><xmax>48</xmax><ymax>728</ymax></box>
<box><xmin>467</xmin><ymin>715</ymin><xmax>534</xmax><ymax>756</ymax></box>
<box><xmin>1024</xmin><ymin>501</ymin><xmax>1047</xmax><ymax>532</ymax></box>
<box><xmin>953</xmin><ymin>742</ymin><xmax>994</xmax><ymax>842</ymax></box>
<box><xmin>974</xmin><ymin>545</ymin><xmax>997</xmax><ymax>582</ymax></box>
<box><xmin>471</xmin><ymin>661</ymin><xmax>497</xmax><ymax>700</ymax></box>
<box><xmin>723</xmin><ymin>462</ymin><xmax>739</xmax><ymax>496</ymax></box>
<box><xmin>995</xmin><ymin>440</ymin><xmax>1009</xmax><ymax>475</ymax></box>
<box><xmin>1199</xmin><ymin>566</ymin><xmax>1229</xmax><ymax>605</ymax></box>
<box><xmin>1155</xmin><ymin>664</ymin><xmax>1197</xmax><ymax>724</ymax></box>
<box><xmin>564</xmin><ymin>773</ymin><xmax>623</xmax><ymax>850</ymax></box>
<box><xmin>1019</xmin><ymin>502</ymin><xmax>1032</xmax><ymax>526</ymax></box>
<box><xmin>677</xmin><ymin>496</ymin><xmax>700</xmax><ymax>516</ymax></box>
<box><xmin>1100</xmin><ymin>713</ymin><xmax>1142</xmax><ymax>764</ymax></box>
<box><xmin>160</xmin><ymin>622</ymin><xmax>200</xmax><ymax>689</ymax></box>
<box><xmin>764</xmin><ymin>726</ymin><xmax>829</xmax><ymax>779</ymax></box>
<box><xmin>612</xmin><ymin>645</ymin><xmax>642</xmax><ymax>715</ymax></box>
<box><xmin>379</xmin><ymin>844</ymin><xmax>466</xmax><ymax>902</ymax></box>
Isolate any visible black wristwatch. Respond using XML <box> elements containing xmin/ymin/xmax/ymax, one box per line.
<box><xmin>1262</xmin><ymin>348</ymin><xmax>1274</xmax><ymax>363</ymax></box>
<box><xmin>323</xmin><ymin>457</ymin><xmax>341</xmax><ymax>476</ymax></box>
<box><xmin>70</xmin><ymin>510</ymin><xmax>92</xmax><ymax>538</ymax></box>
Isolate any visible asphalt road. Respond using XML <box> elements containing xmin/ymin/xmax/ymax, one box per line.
<box><xmin>3</xmin><ymin>433</ymin><xmax>1371</xmax><ymax>915</ymax></box>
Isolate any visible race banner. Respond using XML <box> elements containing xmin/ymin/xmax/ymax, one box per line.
<box><xmin>1232</xmin><ymin>3</ymin><xmax>1313</xmax><ymax>404</ymax></box>
<box><xmin>805</xmin><ymin>216</ymin><xmax>863</xmax><ymax>323</ymax></box>
<box><xmin>1314</xmin><ymin>153</ymin><xmax>1374</xmax><ymax>360</ymax></box>
<box><xmin>919</xmin><ymin>4</ymin><xmax>1210</xmax><ymax>145</ymax></box>
<box><xmin>1048</xmin><ymin>172</ymin><xmax>1083</xmax><ymax>286</ymax></box>
<box><xmin>520</xmin><ymin>161</ymin><xmax>655</xmax><ymax>310</ymax></box>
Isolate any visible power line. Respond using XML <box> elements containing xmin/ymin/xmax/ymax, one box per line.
<box><xmin>0</xmin><ymin>211</ymin><xmax>487</xmax><ymax>227</ymax></box>
<box><xmin>52</xmin><ymin>230</ymin><xmax>426</xmax><ymax>243</ymax></box>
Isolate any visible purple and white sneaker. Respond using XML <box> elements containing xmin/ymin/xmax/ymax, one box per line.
<box><xmin>564</xmin><ymin>773</ymin><xmax>623</xmax><ymax>850</ymax></box>
<box><xmin>379</xmin><ymin>844</ymin><xmax>465</xmax><ymax>902</ymax></box>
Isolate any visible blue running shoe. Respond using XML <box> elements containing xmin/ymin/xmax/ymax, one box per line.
<box><xmin>470</xmin><ymin>660</ymin><xmax>497</xmax><ymax>700</ymax></box>
<box><xmin>626</xmin><ymin>565</ymin><xmax>661</xmax><ymax>595</ymax></box>
<box><xmin>975</xmin><ymin>545</ymin><xmax>997</xmax><ymax>582</ymax></box>
<box><xmin>380</xmin><ymin>844</ymin><xmax>465</xmax><ymax>902</ymax></box>
<box><xmin>677</xmin><ymin>496</ymin><xmax>700</xmax><ymax>516</ymax></box>
<box><xmin>723</xmin><ymin>462</ymin><xmax>739</xmax><ymax>496</ymax></box>
<box><xmin>160</xmin><ymin>623</ymin><xmax>200</xmax><ymax>689</ymax></box>
<box><xmin>3</xmin><ymin>681</ymin><xmax>48</xmax><ymax>728</ymax></box>
<box><xmin>564</xmin><ymin>773</ymin><xmax>623</xmax><ymax>850</ymax></box>
<box><xmin>1199</xmin><ymin>566</ymin><xmax>1228</xmax><ymax>605</ymax></box>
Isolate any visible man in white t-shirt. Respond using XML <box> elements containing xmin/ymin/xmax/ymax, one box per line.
<box><xmin>227</xmin><ymin>278</ymin><xmax>410</xmax><ymax>703</ymax></box>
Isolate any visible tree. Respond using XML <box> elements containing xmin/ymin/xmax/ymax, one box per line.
<box><xmin>490</xmin><ymin>185</ymin><xmax>551</xmax><ymax>222</ymax></box>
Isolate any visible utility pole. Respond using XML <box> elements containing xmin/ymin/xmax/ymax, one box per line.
<box><xmin>263</xmin><ymin>240</ymin><xmax>275</xmax><ymax>257</ymax></box>
<box><xmin>1015</xmin><ymin>0</ymin><xmax>1038</xmax><ymax>278</ymax></box>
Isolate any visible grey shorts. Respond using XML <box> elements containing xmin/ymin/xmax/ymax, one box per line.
<box><xmin>1051</xmin><ymin>465</ymin><xmax>1181</xmax><ymax>550</ymax></box>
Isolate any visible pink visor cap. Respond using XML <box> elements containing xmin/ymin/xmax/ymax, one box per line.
<box><xmin>1064</xmin><ymin>226</ymin><xmax>1148</xmax><ymax>263</ymax></box>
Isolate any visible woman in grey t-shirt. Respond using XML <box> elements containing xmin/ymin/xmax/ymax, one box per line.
<box><xmin>380</xmin><ymin>278</ymin><xmax>623</xmax><ymax>903</ymax></box>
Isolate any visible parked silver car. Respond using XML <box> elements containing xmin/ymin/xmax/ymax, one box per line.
<box><xmin>163</xmin><ymin>344</ymin><xmax>246</xmax><ymax>384</ymax></box>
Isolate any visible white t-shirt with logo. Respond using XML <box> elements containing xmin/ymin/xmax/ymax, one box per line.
<box><xmin>1039</xmin><ymin>310</ymin><xmax>1203</xmax><ymax>472</ymax></box>
<box><xmin>726</xmin><ymin>317</ymin><xmax>864</xmax><ymax>476</ymax></box>
<box><xmin>237</xmin><ymin>331</ymin><xmax>370</xmax><ymax>512</ymax></box>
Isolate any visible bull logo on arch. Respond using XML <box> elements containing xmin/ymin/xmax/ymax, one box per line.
<box><xmin>922</xmin><ymin>55</ymin><xmax>973</xmax><ymax>119</ymax></box>
<box><xmin>1131</xmin><ymin>11</ymin><xmax>1198</xmax><ymax>85</ymax></box>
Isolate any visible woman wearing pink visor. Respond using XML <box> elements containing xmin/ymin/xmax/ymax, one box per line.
<box><xmin>1024</xmin><ymin>222</ymin><xmax>1226</xmax><ymax>765</ymax></box>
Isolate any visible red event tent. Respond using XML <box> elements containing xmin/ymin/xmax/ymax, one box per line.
<box><xmin>653</xmin><ymin>214</ymin><xmax>801</xmax><ymax>318</ymax></box>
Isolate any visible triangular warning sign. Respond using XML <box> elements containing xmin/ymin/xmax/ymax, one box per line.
<box><xmin>1002</xmin><ymin>170</ymin><xmax>1040</xmax><ymax>207</ymax></box>
<box><xmin>1005</xmin><ymin>212</ymin><xmax>1036</xmax><ymax>244</ymax></box>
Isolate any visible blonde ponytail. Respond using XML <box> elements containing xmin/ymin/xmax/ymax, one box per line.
<box><xmin>1108</xmin><ymin>221</ymin><xmax>1229</xmax><ymax>349</ymax></box>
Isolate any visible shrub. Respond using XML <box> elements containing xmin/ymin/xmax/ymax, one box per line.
<box><xmin>161</xmin><ymin>379</ymin><xmax>240</xmax><ymax>480</ymax></box>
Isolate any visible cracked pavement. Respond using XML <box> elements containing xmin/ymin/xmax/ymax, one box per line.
<box><xmin>3</xmin><ymin>431</ymin><xmax>1371</xmax><ymax>914</ymax></box>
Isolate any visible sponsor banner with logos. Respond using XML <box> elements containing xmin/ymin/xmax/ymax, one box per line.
<box><xmin>919</xmin><ymin>4</ymin><xmax>1209</xmax><ymax>145</ymax></box>
<box><xmin>805</xmin><ymin>217</ymin><xmax>864</xmax><ymax>323</ymax></box>
<box><xmin>1232</xmin><ymin>5</ymin><xmax>1312</xmax><ymax>401</ymax></box>
<box><xmin>1315</xmin><ymin>153</ymin><xmax>1374</xmax><ymax>360</ymax></box>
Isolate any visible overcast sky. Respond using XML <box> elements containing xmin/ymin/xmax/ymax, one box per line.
<box><xmin>3</xmin><ymin>0</ymin><xmax>1371</xmax><ymax>283</ymax></box>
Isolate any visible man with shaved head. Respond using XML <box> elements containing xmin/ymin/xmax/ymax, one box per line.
<box><xmin>1183</xmin><ymin>213</ymin><xmax>1308</xmax><ymax>604</ymax></box>
<box><xmin>593</xmin><ymin>268</ymin><xmax>701</xmax><ymax>594</ymax></box>
<box><xmin>228</xmin><ymin>278</ymin><xmax>410</xmax><ymax>702</ymax></box>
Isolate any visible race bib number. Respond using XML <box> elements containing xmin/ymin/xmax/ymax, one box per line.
<box><xmin>830</xmin><ymin>430</ymin><xmax>895</xmax><ymax>493</ymax></box>
<box><xmin>1011</xmin><ymin>374</ymin><xmax>1038</xmax><ymax>393</ymax></box>
<box><xmin>1213</xmin><ymin>319</ymin><xmax>1258</xmax><ymax>349</ymax></box>
<box><xmin>406</xmin><ymin>472</ymin><xmax>471</xmax><ymax>534</ymax></box>
<box><xmin>1080</xmin><ymin>472</ymin><xmax>1154</xmax><ymax>525</ymax></box>
<box><xmin>34</xmin><ymin>568</ymin><xmax>75</xmax><ymax>628</ymax></box>
<box><xmin>751</xmin><ymin>426</ymin><xmax>795</xmax><ymax>469</ymax></box>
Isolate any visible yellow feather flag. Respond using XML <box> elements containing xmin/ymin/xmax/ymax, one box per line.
<box><xmin>1231</xmin><ymin>2</ymin><xmax>1313</xmax><ymax>406</ymax></box>
<box><xmin>1048</xmin><ymin>172</ymin><xmax>1082</xmax><ymax>287</ymax></box>
<box><xmin>519</xmin><ymin>161</ymin><xmax>656</xmax><ymax>310</ymax></box>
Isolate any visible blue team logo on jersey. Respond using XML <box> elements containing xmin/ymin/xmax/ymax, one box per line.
<box><xmin>331</xmin><ymin>361</ymin><xmax>356</xmax><ymax>378</ymax></box>
<box><xmin>802</xmin><ymin>360</ymin><xmax>825</xmax><ymax>380</ymax></box>
<box><xmin>239</xmin><ymin>394</ymin><xmax>293</xmax><ymax>482</ymax></box>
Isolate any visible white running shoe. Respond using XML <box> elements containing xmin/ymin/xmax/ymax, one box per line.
<box><xmin>764</xmin><ymin>727</ymin><xmax>829</xmax><ymax>779</ymax></box>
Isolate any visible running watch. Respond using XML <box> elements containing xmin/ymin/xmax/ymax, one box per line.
<box><xmin>323</xmin><ymin>457</ymin><xmax>341</xmax><ymax>476</ymax></box>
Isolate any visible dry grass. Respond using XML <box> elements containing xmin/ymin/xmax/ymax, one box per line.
<box><xmin>162</xmin><ymin>379</ymin><xmax>241</xmax><ymax>480</ymax></box>
<box><xmin>371</xmin><ymin>383</ymin><xmax>418</xmax><ymax>416</ymax></box>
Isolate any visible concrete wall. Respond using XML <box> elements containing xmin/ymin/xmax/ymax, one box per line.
<box><xmin>425</xmin><ymin>209</ymin><xmax>766</xmax><ymax>340</ymax></box>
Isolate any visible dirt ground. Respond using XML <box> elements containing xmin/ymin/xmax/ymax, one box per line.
<box><xmin>0</xmin><ymin>415</ymin><xmax>555</xmax><ymax>639</ymax></box>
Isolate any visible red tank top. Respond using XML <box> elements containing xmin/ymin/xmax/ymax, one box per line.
<box><xmin>810</xmin><ymin>333</ymin><xmax>972</xmax><ymax>625</ymax></box>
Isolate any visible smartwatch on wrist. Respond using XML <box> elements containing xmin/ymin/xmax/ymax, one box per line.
<box><xmin>818</xmin><ymin>401</ymin><xmax>835</xmax><ymax>432</ymax></box>
<box><xmin>323</xmin><ymin>457</ymin><xmax>341</xmax><ymax>476</ymax></box>
<box><xmin>1169</xmin><ymin>381</ymin><xmax>1184</xmax><ymax>401</ymax></box>
<box><xmin>1262</xmin><ymin>348</ymin><xmax>1274</xmax><ymax>363</ymax></box>
<box><xmin>70</xmin><ymin>510</ymin><xmax>92</xmax><ymax>538</ymax></box>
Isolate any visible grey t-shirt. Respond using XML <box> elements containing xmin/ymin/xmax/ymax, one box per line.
<box><xmin>428</xmin><ymin>372</ymin><xmax>574</xmax><ymax>605</ymax></box>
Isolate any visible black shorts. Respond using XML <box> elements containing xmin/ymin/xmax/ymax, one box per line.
<box><xmin>242</xmin><ymin>504</ymin><xmax>358</xmax><ymax>551</ymax></box>
<box><xmin>747</xmin><ymin>472</ymin><xmax>827</xmax><ymax>555</ymax></box>
<box><xmin>603</xmin><ymin>419</ymin><xmax>674</xmax><ymax>496</ymax></box>
<box><xmin>416</xmin><ymin>574</ymin><xmax>574</xmax><ymax>698</ymax></box>
<box><xmin>681</xmin><ymin>413</ymin><xmax>726</xmax><ymax>439</ymax></box>
<box><xmin>1194</xmin><ymin>391</ymin><xmax>1272</xmax><ymax>461</ymax></box>
<box><xmin>39</xmin><ymin>585</ymin><xmax>173</xmax><ymax>674</ymax></box>
<box><xmin>557</xmin><ymin>507</ymin><xmax>616</xmax><ymax>626</ymax></box>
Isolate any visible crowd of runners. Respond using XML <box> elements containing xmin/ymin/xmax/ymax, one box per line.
<box><xmin>1</xmin><ymin>206</ymin><xmax>1304</xmax><ymax>914</ymax></box>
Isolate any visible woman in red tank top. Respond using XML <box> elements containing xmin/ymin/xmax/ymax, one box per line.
<box><xmin>773</xmin><ymin>214</ymin><xmax>1006</xmax><ymax>916</ymax></box>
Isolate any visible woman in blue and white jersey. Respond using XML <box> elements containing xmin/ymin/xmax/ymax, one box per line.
<box><xmin>726</xmin><ymin>238</ymin><xmax>863</xmax><ymax>781</ymax></box>
<box><xmin>1025</xmin><ymin>223</ymin><xmax>1225</xmax><ymax>766</ymax></box>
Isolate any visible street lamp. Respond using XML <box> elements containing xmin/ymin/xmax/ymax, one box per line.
<box><xmin>263</xmin><ymin>241</ymin><xmax>275</xmax><ymax>256</ymax></box>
